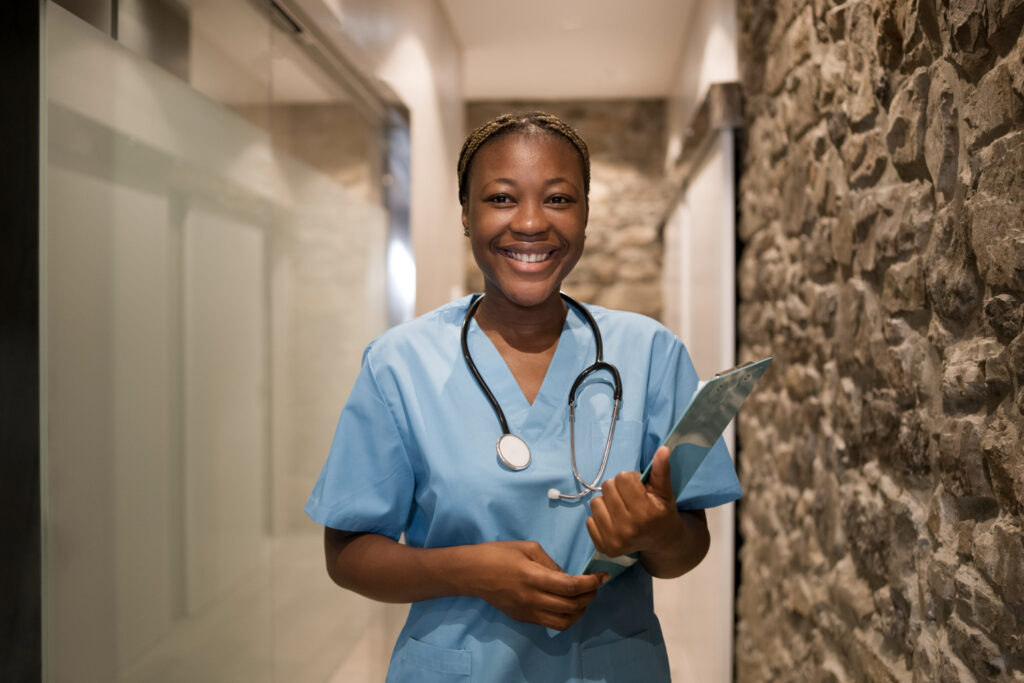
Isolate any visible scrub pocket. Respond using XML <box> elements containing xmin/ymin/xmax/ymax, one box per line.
<box><xmin>388</xmin><ymin>637</ymin><xmax>471</xmax><ymax>682</ymax></box>
<box><xmin>580</xmin><ymin>629</ymin><xmax>670</xmax><ymax>682</ymax></box>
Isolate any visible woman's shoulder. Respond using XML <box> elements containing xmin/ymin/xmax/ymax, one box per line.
<box><xmin>362</xmin><ymin>296</ymin><xmax>472</xmax><ymax>365</ymax></box>
<box><xmin>581</xmin><ymin>301</ymin><xmax>679</xmax><ymax>345</ymax></box>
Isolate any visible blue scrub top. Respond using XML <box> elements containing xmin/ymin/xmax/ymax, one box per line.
<box><xmin>306</xmin><ymin>296</ymin><xmax>742</xmax><ymax>682</ymax></box>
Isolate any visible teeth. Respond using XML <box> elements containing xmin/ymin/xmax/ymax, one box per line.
<box><xmin>504</xmin><ymin>250</ymin><xmax>552</xmax><ymax>263</ymax></box>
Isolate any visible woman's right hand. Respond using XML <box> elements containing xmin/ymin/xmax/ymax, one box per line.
<box><xmin>324</xmin><ymin>530</ymin><xmax>605</xmax><ymax>631</ymax></box>
<box><xmin>461</xmin><ymin>541</ymin><xmax>606</xmax><ymax>631</ymax></box>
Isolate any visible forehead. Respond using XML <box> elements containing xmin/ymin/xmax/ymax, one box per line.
<box><xmin>469</xmin><ymin>130</ymin><xmax>584</xmax><ymax>180</ymax></box>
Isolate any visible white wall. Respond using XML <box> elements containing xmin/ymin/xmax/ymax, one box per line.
<box><xmin>659</xmin><ymin>2</ymin><xmax>740</xmax><ymax>681</ymax></box>
<box><xmin>664</xmin><ymin>0</ymin><xmax>738</xmax><ymax>170</ymax></box>
<box><xmin>326</xmin><ymin>0</ymin><xmax>466</xmax><ymax>313</ymax></box>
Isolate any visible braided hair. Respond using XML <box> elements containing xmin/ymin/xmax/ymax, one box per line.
<box><xmin>457</xmin><ymin>111</ymin><xmax>590</xmax><ymax>206</ymax></box>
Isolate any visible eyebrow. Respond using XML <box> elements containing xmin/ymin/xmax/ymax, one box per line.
<box><xmin>484</xmin><ymin>177</ymin><xmax>579</xmax><ymax>189</ymax></box>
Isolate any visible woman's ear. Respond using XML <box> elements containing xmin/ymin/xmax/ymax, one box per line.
<box><xmin>462</xmin><ymin>205</ymin><xmax>470</xmax><ymax>237</ymax></box>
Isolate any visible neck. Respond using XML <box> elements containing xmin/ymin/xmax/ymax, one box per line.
<box><xmin>474</xmin><ymin>290</ymin><xmax>567</xmax><ymax>352</ymax></box>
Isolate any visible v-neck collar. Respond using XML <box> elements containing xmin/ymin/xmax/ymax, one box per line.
<box><xmin>465</xmin><ymin>302</ymin><xmax>592</xmax><ymax>440</ymax></box>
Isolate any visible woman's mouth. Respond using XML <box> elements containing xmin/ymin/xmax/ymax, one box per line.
<box><xmin>498</xmin><ymin>248</ymin><xmax>556</xmax><ymax>264</ymax></box>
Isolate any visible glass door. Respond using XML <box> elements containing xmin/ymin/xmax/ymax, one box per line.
<box><xmin>42</xmin><ymin>1</ymin><xmax>402</xmax><ymax>679</ymax></box>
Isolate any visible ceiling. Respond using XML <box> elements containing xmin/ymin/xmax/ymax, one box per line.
<box><xmin>439</xmin><ymin>0</ymin><xmax>697</xmax><ymax>100</ymax></box>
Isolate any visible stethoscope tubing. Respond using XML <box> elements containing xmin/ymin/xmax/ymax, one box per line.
<box><xmin>461</xmin><ymin>293</ymin><xmax>623</xmax><ymax>499</ymax></box>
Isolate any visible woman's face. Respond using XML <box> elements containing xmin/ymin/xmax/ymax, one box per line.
<box><xmin>462</xmin><ymin>131</ymin><xmax>588</xmax><ymax>311</ymax></box>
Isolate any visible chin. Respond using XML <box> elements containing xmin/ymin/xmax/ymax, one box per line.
<box><xmin>489</xmin><ymin>282</ymin><xmax>563</xmax><ymax>309</ymax></box>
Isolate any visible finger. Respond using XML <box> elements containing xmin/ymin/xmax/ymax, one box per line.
<box><xmin>520</xmin><ymin>541</ymin><xmax>562</xmax><ymax>572</ymax></box>
<box><xmin>599</xmin><ymin>476</ymin><xmax>632</xmax><ymax>520</ymax></box>
<box><xmin>614</xmin><ymin>470</ymin><xmax>649</xmax><ymax>510</ymax></box>
<box><xmin>587</xmin><ymin>495</ymin><xmax>617</xmax><ymax>544</ymax></box>
<box><xmin>645</xmin><ymin>446</ymin><xmax>674</xmax><ymax>501</ymax></box>
<box><xmin>561</xmin><ymin>571</ymin><xmax>605</xmax><ymax>596</ymax></box>
<box><xmin>585</xmin><ymin>516</ymin><xmax>606</xmax><ymax>553</ymax></box>
<box><xmin>526</xmin><ymin>560</ymin><xmax>603</xmax><ymax>598</ymax></box>
<box><xmin>535</xmin><ymin>586</ymin><xmax>600</xmax><ymax>615</ymax></box>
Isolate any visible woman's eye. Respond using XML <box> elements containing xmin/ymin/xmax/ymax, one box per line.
<box><xmin>488</xmin><ymin>194</ymin><xmax>513</xmax><ymax>204</ymax></box>
<box><xmin>547</xmin><ymin>195</ymin><xmax>573</xmax><ymax>205</ymax></box>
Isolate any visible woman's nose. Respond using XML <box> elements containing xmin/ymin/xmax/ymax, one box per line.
<box><xmin>511</xmin><ymin>199</ymin><xmax>546</xmax><ymax>234</ymax></box>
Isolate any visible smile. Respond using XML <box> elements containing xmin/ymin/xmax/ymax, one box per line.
<box><xmin>499</xmin><ymin>248</ymin><xmax>556</xmax><ymax>264</ymax></box>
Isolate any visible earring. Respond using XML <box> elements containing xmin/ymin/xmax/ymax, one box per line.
<box><xmin>463</xmin><ymin>227</ymin><xmax>470</xmax><ymax>237</ymax></box>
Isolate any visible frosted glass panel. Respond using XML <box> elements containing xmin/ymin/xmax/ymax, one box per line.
<box><xmin>44</xmin><ymin>3</ymin><xmax>391</xmax><ymax>680</ymax></box>
<box><xmin>182</xmin><ymin>209</ymin><xmax>268</xmax><ymax>615</ymax></box>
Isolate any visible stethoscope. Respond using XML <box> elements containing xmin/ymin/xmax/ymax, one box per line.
<box><xmin>460</xmin><ymin>293</ymin><xmax>622</xmax><ymax>500</ymax></box>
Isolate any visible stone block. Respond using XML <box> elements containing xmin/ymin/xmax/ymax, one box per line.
<box><xmin>947</xmin><ymin>0</ymin><xmax>993</xmax><ymax>80</ymax></box>
<box><xmin>938</xmin><ymin>414</ymin><xmax>994</xmax><ymax>498</ymax></box>
<box><xmin>901</xmin><ymin>0</ymin><xmax>943</xmax><ymax>70</ymax></box>
<box><xmin>818</xmin><ymin>42</ymin><xmax>849</xmax><ymax>111</ymax></box>
<box><xmin>936</xmin><ymin>640</ymin><xmax>977</xmax><ymax>682</ymax></box>
<box><xmin>825</xmin><ymin>2</ymin><xmax>849</xmax><ymax>41</ymax></box>
<box><xmin>837</xmin><ymin>279</ymin><xmax>887</xmax><ymax>373</ymax></box>
<box><xmin>886</xmin><ymin>69</ymin><xmax>930</xmax><ymax>179</ymax></box>
<box><xmin>953</xmin><ymin>564</ymin><xmax>1019</xmax><ymax>656</ymax></box>
<box><xmin>981</xmin><ymin>415</ymin><xmax>1024</xmax><ymax>516</ymax></box>
<box><xmin>927</xmin><ymin>485</ymin><xmax>960</xmax><ymax>545</ymax></box>
<box><xmin>852</xmin><ymin>130</ymin><xmax>890</xmax><ymax>189</ymax></box>
<box><xmin>967</xmin><ymin>198</ymin><xmax>1024</xmax><ymax>292</ymax></box>
<box><xmin>765</xmin><ymin>5</ymin><xmax>817</xmax><ymax>94</ymax></box>
<box><xmin>892</xmin><ymin>408</ymin><xmax>936</xmax><ymax>477</ymax></box>
<box><xmin>963</xmin><ymin>64</ymin><xmax>1024</xmax><ymax>152</ymax></box>
<box><xmin>594</xmin><ymin>281</ymin><xmax>660</xmax><ymax>318</ymax></box>
<box><xmin>924</xmin><ymin>206</ymin><xmax>984</xmax><ymax>325</ymax></box>
<box><xmin>782</xmin><ymin>152</ymin><xmax>816</xmax><ymax>236</ymax></box>
<box><xmin>832</xmin><ymin>198</ymin><xmax>855</xmax><ymax>265</ymax></box>
<box><xmin>829</xmin><ymin>554</ymin><xmax>878</xmax><ymax>624</ymax></box>
<box><xmin>941</xmin><ymin>339</ymin><xmax>1001</xmax><ymax>414</ymax></box>
<box><xmin>984</xmin><ymin>0</ymin><xmax>1024</xmax><ymax>51</ymax></box>
<box><xmin>607</xmin><ymin>224</ymin><xmax>657</xmax><ymax>249</ymax></box>
<box><xmin>844</xmin><ymin>628</ymin><xmax>912</xmax><ymax>682</ymax></box>
<box><xmin>983</xmin><ymin>294</ymin><xmax>1024</xmax><ymax>343</ymax></box>
<box><xmin>878</xmin><ymin>181</ymin><xmax>935</xmax><ymax>257</ymax></box>
<box><xmin>811</xmin><ymin>148</ymin><xmax>846</xmax><ymax>216</ymax></box>
<box><xmin>882</xmin><ymin>256</ymin><xmax>925</xmax><ymax>312</ymax></box>
<box><xmin>973</xmin><ymin>517</ymin><xmax>1024</xmax><ymax>604</ymax></box>
<box><xmin>844</xmin><ymin>485</ymin><xmax>892</xmax><ymax>590</ymax></box>
<box><xmin>784</xmin><ymin>64</ymin><xmax>825</xmax><ymax>141</ymax></box>
<box><xmin>875</xmin><ymin>0</ymin><xmax>906</xmax><ymax>70</ymax></box>
<box><xmin>912</xmin><ymin>630</ymin><xmax>939</xmax><ymax>683</ymax></box>
<box><xmin>947</xmin><ymin>612</ymin><xmax>1007</xmax><ymax>679</ymax></box>
<box><xmin>845</xmin><ymin>45</ymin><xmax>881</xmax><ymax>127</ymax></box>
<box><xmin>924</xmin><ymin>61</ymin><xmax>963</xmax><ymax>201</ymax></box>
<box><xmin>972</xmin><ymin>130</ymin><xmax>1024</xmax><ymax>202</ymax></box>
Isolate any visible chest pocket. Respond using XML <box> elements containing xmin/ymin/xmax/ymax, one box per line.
<box><xmin>580</xmin><ymin>629</ymin><xmax>670</xmax><ymax>682</ymax></box>
<box><xmin>388</xmin><ymin>637</ymin><xmax>470</xmax><ymax>682</ymax></box>
<box><xmin>585</xmin><ymin>419</ymin><xmax>644</xmax><ymax>479</ymax></box>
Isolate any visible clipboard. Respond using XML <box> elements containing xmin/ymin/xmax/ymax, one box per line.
<box><xmin>582</xmin><ymin>356</ymin><xmax>773</xmax><ymax>580</ymax></box>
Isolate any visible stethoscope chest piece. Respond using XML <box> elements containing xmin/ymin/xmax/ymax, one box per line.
<box><xmin>497</xmin><ymin>433</ymin><xmax>530</xmax><ymax>470</ymax></box>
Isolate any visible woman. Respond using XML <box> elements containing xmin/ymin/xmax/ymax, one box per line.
<box><xmin>306</xmin><ymin>112</ymin><xmax>742</xmax><ymax>681</ymax></box>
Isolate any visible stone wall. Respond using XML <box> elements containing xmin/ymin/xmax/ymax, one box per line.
<box><xmin>464</xmin><ymin>100</ymin><xmax>673</xmax><ymax>319</ymax></box>
<box><xmin>735</xmin><ymin>0</ymin><xmax>1024</xmax><ymax>680</ymax></box>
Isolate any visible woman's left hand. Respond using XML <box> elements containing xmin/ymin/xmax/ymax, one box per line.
<box><xmin>585</xmin><ymin>446</ymin><xmax>710</xmax><ymax>579</ymax></box>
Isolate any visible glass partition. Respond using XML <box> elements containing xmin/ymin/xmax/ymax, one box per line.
<box><xmin>43</xmin><ymin>1</ymin><xmax>399</xmax><ymax>679</ymax></box>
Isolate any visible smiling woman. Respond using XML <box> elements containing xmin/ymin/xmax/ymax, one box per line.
<box><xmin>305</xmin><ymin>112</ymin><xmax>743</xmax><ymax>682</ymax></box>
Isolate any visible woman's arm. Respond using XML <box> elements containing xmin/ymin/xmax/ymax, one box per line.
<box><xmin>324</xmin><ymin>529</ymin><xmax>607</xmax><ymax>631</ymax></box>
<box><xmin>585</xmin><ymin>446</ymin><xmax>711</xmax><ymax>578</ymax></box>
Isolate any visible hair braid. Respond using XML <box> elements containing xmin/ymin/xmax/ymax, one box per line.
<box><xmin>457</xmin><ymin>111</ymin><xmax>590</xmax><ymax>206</ymax></box>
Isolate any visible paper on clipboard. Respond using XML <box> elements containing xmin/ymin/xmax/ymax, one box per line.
<box><xmin>582</xmin><ymin>356</ymin><xmax>773</xmax><ymax>580</ymax></box>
